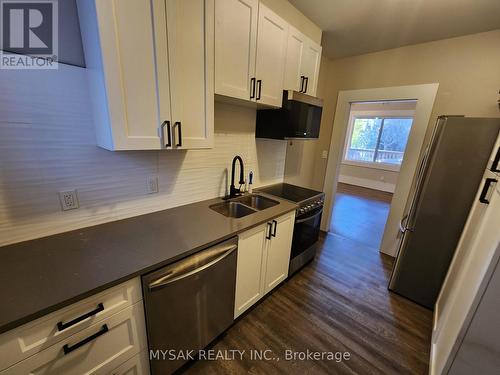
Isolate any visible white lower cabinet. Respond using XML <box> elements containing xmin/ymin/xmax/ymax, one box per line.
<box><xmin>234</xmin><ymin>223</ymin><xmax>267</xmax><ymax>318</ymax></box>
<box><xmin>0</xmin><ymin>278</ymin><xmax>148</xmax><ymax>375</ymax></box>
<box><xmin>1</xmin><ymin>302</ymin><xmax>147</xmax><ymax>375</ymax></box>
<box><xmin>234</xmin><ymin>211</ymin><xmax>295</xmax><ymax>318</ymax></box>
<box><xmin>110</xmin><ymin>351</ymin><xmax>150</xmax><ymax>375</ymax></box>
<box><xmin>263</xmin><ymin>212</ymin><xmax>295</xmax><ymax>293</ymax></box>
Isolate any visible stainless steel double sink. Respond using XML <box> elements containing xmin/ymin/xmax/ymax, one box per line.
<box><xmin>210</xmin><ymin>194</ymin><xmax>280</xmax><ymax>218</ymax></box>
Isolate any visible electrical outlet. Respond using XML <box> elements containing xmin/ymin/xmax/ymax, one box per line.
<box><xmin>147</xmin><ymin>176</ymin><xmax>159</xmax><ymax>194</ymax></box>
<box><xmin>321</xmin><ymin>150</ymin><xmax>328</xmax><ymax>159</ymax></box>
<box><xmin>59</xmin><ymin>190</ymin><xmax>79</xmax><ymax>211</ymax></box>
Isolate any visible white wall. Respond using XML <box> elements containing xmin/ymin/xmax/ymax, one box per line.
<box><xmin>338</xmin><ymin>165</ymin><xmax>399</xmax><ymax>193</ymax></box>
<box><xmin>0</xmin><ymin>65</ymin><xmax>286</xmax><ymax>246</ymax></box>
<box><xmin>289</xmin><ymin>30</ymin><xmax>500</xmax><ymax>194</ymax></box>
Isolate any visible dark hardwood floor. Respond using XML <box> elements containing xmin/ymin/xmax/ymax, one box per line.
<box><xmin>183</xmin><ymin>233</ymin><xmax>433</xmax><ymax>375</ymax></box>
<box><xmin>331</xmin><ymin>183</ymin><xmax>393</xmax><ymax>249</ymax></box>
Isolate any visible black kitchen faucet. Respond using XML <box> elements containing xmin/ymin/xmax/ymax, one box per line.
<box><xmin>229</xmin><ymin>155</ymin><xmax>245</xmax><ymax>198</ymax></box>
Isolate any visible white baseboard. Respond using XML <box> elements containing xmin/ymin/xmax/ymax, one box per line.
<box><xmin>338</xmin><ymin>175</ymin><xmax>396</xmax><ymax>193</ymax></box>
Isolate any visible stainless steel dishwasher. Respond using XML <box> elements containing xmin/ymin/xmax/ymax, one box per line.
<box><xmin>142</xmin><ymin>237</ymin><xmax>238</xmax><ymax>374</ymax></box>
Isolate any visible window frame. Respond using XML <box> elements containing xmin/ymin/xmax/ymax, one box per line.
<box><xmin>342</xmin><ymin>110</ymin><xmax>415</xmax><ymax>172</ymax></box>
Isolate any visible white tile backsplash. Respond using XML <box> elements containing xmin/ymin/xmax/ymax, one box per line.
<box><xmin>0</xmin><ymin>64</ymin><xmax>286</xmax><ymax>246</ymax></box>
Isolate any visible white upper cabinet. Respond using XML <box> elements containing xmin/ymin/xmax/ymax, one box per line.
<box><xmin>283</xmin><ymin>26</ymin><xmax>322</xmax><ymax>96</ymax></box>
<box><xmin>283</xmin><ymin>26</ymin><xmax>306</xmax><ymax>92</ymax></box>
<box><xmin>301</xmin><ymin>40</ymin><xmax>322</xmax><ymax>96</ymax></box>
<box><xmin>153</xmin><ymin>0</ymin><xmax>214</xmax><ymax>149</ymax></box>
<box><xmin>254</xmin><ymin>4</ymin><xmax>288</xmax><ymax>107</ymax></box>
<box><xmin>215</xmin><ymin>0</ymin><xmax>288</xmax><ymax>107</ymax></box>
<box><xmin>215</xmin><ymin>0</ymin><xmax>258</xmax><ymax>101</ymax></box>
<box><xmin>78</xmin><ymin>0</ymin><xmax>161</xmax><ymax>150</ymax></box>
<box><xmin>78</xmin><ymin>0</ymin><xmax>214</xmax><ymax>150</ymax></box>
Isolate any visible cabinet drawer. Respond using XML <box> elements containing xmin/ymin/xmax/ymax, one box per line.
<box><xmin>0</xmin><ymin>302</ymin><xmax>147</xmax><ymax>375</ymax></box>
<box><xmin>0</xmin><ymin>277</ymin><xmax>142</xmax><ymax>370</ymax></box>
<box><xmin>110</xmin><ymin>351</ymin><xmax>150</xmax><ymax>375</ymax></box>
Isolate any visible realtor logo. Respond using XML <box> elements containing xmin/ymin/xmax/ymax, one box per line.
<box><xmin>0</xmin><ymin>0</ymin><xmax>58</xmax><ymax>69</ymax></box>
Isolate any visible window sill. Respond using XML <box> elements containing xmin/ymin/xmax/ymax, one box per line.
<box><xmin>341</xmin><ymin>160</ymin><xmax>401</xmax><ymax>172</ymax></box>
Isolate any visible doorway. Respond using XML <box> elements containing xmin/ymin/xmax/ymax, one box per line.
<box><xmin>321</xmin><ymin>84</ymin><xmax>439</xmax><ymax>256</ymax></box>
<box><xmin>329</xmin><ymin>100</ymin><xmax>417</xmax><ymax>250</ymax></box>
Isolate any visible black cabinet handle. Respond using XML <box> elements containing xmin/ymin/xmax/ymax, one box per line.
<box><xmin>256</xmin><ymin>80</ymin><xmax>262</xmax><ymax>100</ymax></box>
<box><xmin>304</xmin><ymin>77</ymin><xmax>309</xmax><ymax>93</ymax></box>
<box><xmin>272</xmin><ymin>220</ymin><xmax>277</xmax><ymax>237</ymax></box>
<box><xmin>479</xmin><ymin>178</ymin><xmax>497</xmax><ymax>204</ymax></box>
<box><xmin>57</xmin><ymin>303</ymin><xmax>104</xmax><ymax>331</ymax></box>
<box><xmin>161</xmin><ymin>120</ymin><xmax>171</xmax><ymax>148</ymax></box>
<box><xmin>266</xmin><ymin>222</ymin><xmax>272</xmax><ymax>239</ymax></box>
<box><xmin>299</xmin><ymin>76</ymin><xmax>305</xmax><ymax>92</ymax></box>
<box><xmin>63</xmin><ymin>324</ymin><xmax>108</xmax><ymax>355</ymax></box>
<box><xmin>175</xmin><ymin>121</ymin><xmax>182</xmax><ymax>147</ymax></box>
<box><xmin>250</xmin><ymin>77</ymin><xmax>256</xmax><ymax>99</ymax></box>
<box><xmin>491</xmin><ymin>147</ymin><xmax>500</xmax><ymax>173</ymax></box>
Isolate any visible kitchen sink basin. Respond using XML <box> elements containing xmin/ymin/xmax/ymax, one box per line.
<box><xmin>209</xmin><ymin>201</ymin><xmax>257</xmax><ymax>218</ymax></box>
<box><xmin>210</xmin><ymin>194</ymin><xmax>280</xmax><ymax>218</ymax></box>
<box><xmin>234</xmin><ymin>194</ymin><xmax>280</xmax><ymax>210</ymax></box>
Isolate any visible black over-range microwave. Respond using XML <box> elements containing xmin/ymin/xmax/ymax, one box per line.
<box><xmin>256</xmin><ymin>90</ymin><xmax>323</xmax><ymax>139</ymax></box>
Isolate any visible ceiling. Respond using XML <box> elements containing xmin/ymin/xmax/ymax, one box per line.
<box><xmin>289</xmin><ymin>0</ymin><xmax>500</xmax><ymax>59</ymax></box>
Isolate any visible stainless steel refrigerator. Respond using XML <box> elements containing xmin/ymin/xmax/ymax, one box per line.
<box><xmin>389</xmin><ymin>116</ymin><xmax>500</xmax><ymax>309</ymax></box>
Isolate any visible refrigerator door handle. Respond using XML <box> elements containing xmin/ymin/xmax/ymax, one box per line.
<box><xmin>399</xmin><ymin>215</ymin><xmax>408</xmax><ymax>233</ymax></box>
<box><xmin>399</xmin><ymin>214</ymin><xmax>414</xmax><ymax>233</ymax></box>
<box><xmin>403</xmin><ymin>118</ymin><xmax>445</xmax><ymax>233</ymax></box>
<box><xmin>479</xmin><ymin>178</ymin><xmax>498</xmax><ymax>204</ymax></box>
<box><xmin>491</xmin><ymin>147</ymin><xmax>500</xmax><ymax>173</ymax></box>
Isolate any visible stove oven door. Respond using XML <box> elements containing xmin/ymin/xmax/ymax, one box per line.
<box><xmin>291</xmin><ymin>206</ymin><xmax>323</xmax><ymax>264</ymax></box>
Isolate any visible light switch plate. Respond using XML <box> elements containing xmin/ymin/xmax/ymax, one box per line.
<box><xmin>321</xmin><ymin>150</ymin><xmax>328</xmax><ymax>159</ymax></box>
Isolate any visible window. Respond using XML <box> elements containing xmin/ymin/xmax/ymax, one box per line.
<box><xmin>344</xmin><ymin>116</ymin><xmax>413</xmax><ymax>169</ymax></box>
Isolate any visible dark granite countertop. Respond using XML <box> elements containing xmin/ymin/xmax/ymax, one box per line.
<box><xmin>0</xmin><ymin>194</ymin><xmax>297</xmax><ymax>334</ymax></box>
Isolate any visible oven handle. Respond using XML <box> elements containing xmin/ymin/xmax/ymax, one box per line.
<box><xmin>295</xmin><ymin>207</ymin><xmax>323</xmax><ymax>223</ymax></box>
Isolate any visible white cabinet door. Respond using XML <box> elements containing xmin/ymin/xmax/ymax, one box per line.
<box><xmin>283</xmin><ymin>26</ymin><xmax>306</xmax><ymax>92</ymax></box>
<box><xmin>448</xmin><ymin>256</ymin><xmax>500</xmax><ymax>375</ymax></box>
<box><xmin>0</xmin><ymin>278</ymin><xmax>142</xmax><ymax>370</ymax></box>
<box><xmin>162</xmin><ymin>0</ymin><xmax>214</xmax><ymax>149</ymax></box>
<box><xmin>254</xmin><ymin>4</ymin><xmax>288</xmax><ymax>107</ymax></box>
<box><xmin>215</xmin><ymin>0</ymin><xmax>258</xmax><ymax>101</ymax></box>
<box><xmin>234</xmin><ymin>223</ymin><xmax>267</xmax><ymax>318</ymax></box>
<box><xmin>78</xmin><ymin>0</ymin><xmax>162</xmax><ymax>150</ymax></box>
<box><xmin>300</xmin><ymin>40</ymin><xmax>322</xmax><ymax>96</ymax></box>
<box><xmin>110</xmin><ymin>351</ymin><xmax>150</xmax><ymax>375</ymax></box>
<box><xmin>430</xmin><ymin>185</ymin><xmax>500</xmax><ymax>375</ymax></box>
<box><xmin>263</xmin><ymin>212</ymin><xmax>295</xmax><ymax>293</ymax></box>
<box><xmin>1</xmin><ymin>303</ymin><xmax>147</xmax><ymax>375</ymax></box>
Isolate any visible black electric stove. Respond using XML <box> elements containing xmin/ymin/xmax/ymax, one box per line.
<box><xmin>256</xmin><ymin>183</ymin><xmax>323</xmax><ymax>203</ymax></box>
<box><xmin>256</xmin><ymin>183</ymin><xmax>324</xmax><ymax>275</ymax></box>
